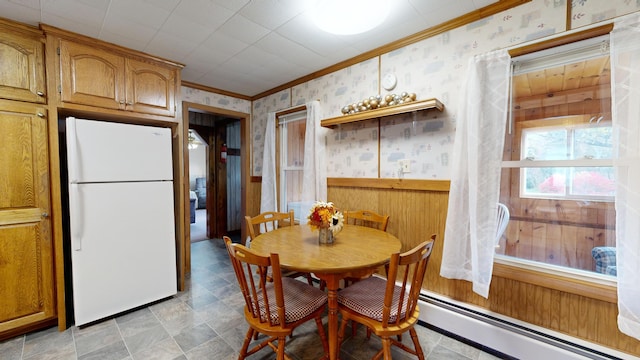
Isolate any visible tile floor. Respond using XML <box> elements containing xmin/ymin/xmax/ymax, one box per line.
<box><xmin>1</xmin><ymin>239</ymin><xmax>506</xmax><ymax>360</ymax></box>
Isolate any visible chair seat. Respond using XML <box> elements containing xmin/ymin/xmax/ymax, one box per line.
<box><xmin>255</xmin><ymin>278</ymin><xmax>327</xmax><ymax>325</ymax></box>
<box><xmin>338</xmin><ymin>276</ymin><xmax>407</xmax><ymax>323</ymax></box>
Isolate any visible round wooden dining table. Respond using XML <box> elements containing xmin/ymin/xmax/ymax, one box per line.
<box><xmin>250</xmin><ymin>224</ymin><xmax>401</xmax><ymax>360</ymax></box>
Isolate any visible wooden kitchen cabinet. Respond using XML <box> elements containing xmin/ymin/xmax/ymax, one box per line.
<box><xmin>58</xmin><ymin>39</ymin><xmax>178</xmax><ymax>117</ymax></box>
<box><xmin>0</xmin><ymin>99</ymin><xmax>56</xmax><ymax>337</ymax></box>
<box><xmin>0</xmin><ymin>19</ymin><xmax>47</xmax><ymax>104</ymax></box>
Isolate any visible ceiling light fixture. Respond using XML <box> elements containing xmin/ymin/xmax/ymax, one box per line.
<box><xmin>188</xmin><ymin>130</ymin><xmax>201</xmax><ymax>150</ymax></box>
<box><xmin>311</xmin><ymin>0</ymin><xmax>391</xmax><ymax>35</ymax></box>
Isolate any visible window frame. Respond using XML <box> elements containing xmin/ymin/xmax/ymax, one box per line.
<box><xmin>495</xmin><ymin>24</ymin><xmax>618</xmax><ymax>303</ymax></box>
<box><xmin>276</xmin><ymin>107</ymin><xmax>307</xmax><ymax>222</ymax></box>
<box><xmin>503</xmin><ymin>115</ymin><xmax>614</xmax><ymax>202</ymax></box>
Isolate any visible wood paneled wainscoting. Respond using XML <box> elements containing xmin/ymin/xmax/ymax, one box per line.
<box><xmin>327</xmin><ymin>178</ymin><xmax>640</xmax><ymax>358</ymax></box>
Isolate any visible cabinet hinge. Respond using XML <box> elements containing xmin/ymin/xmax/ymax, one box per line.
<box><xmin>58</xmin><ymin>85</ymin><xmax>61</xmax><ymax>94</ymax></box>
<box><xmin>57</xmin><ymin>47</ymin><xmax>60</xmax><ymax>55</ymax></box>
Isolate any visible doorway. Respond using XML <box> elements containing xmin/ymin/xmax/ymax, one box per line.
<box><xmin>182</xmin><ymin>102</ymin><xmax>249</xmax><ymax>273</ymax></box>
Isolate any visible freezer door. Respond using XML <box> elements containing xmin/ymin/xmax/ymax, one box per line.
<box><xmin>66</xmin><ymin>117</ymin><xmax>173</xmax><ymax>183</ymax></box>
<box><xmin>69</xmin><ymin>181</ymin><xmax>177</xmax><ymax>326</ymax></box>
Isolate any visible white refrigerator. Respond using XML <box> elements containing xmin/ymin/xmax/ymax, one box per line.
<box><xmin>66</xmin><ymin>117</ymin><xmax>177</xmax><ymax>326</ymax></box>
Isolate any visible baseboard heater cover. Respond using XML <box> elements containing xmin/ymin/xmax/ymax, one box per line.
<box><xmin>418</xmin><ymin>293</ymin><xmax>637</xmax><ymax>360</ymax></box>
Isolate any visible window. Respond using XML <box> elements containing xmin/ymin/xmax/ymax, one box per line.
<box><xmin>277</xmin><ymin>110</ymin><xmax>307</xmax><ymax>222</ymax></box>
<box><xmin>519</xmin><ymin>118</ymin><xmax>614</xmax><ymax>201</ymax></box>
<box><xmin>499</xmin><ymin>34</ymin><xmax>617</xmax><ymax>278</ymax></box>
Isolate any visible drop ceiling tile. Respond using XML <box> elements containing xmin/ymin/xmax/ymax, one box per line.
<box><xmin>230</xmin><ymin>46</ymin><xmax>279</xmax><ymax>69</ymax></box>
<box><xmin>238</xmin><ymin>0</ymin><xmax>311</xmax><ymax>30</ymax></box>
<box><xmin>100</xmin><ymin>29</ymin><xmax>152</xmax><ymax>51</ymax></box>
<box><xmin>142</xmin><ymin>0</ymin><xmax>181</xmax><ymax>12</ymax></box>
<box><xmin>409</xmin><ymin>0</ymin><xmax>476</xmax><ymax>23</ymax></box>
<box><xmin>182</xmin><ymin>46</ymin><xmax>232</xmax><ymax>71</ymax></box>
<box><xmin>101</xmin><ymin>15</ymin><xmax>158</xmax><ymax>45</ymax></box>
<box><xmin>160</xmin><ymin>13</ymin><xmax>214</xmax><ymax>44</ymax></box>
<box><xmin>171</xmin><ymin>0</ymin><xmax>233</xmax><ymax>30</ymax></box>
<box><xmin>106</xmin><ymin>1</ymin><xmax>172</xmax><ymax>29</ymax></box>
<box><xmin>41</xmin><ymin>0</ymin><xmax>108</xmax><ymax>26</ymax></box>
<box><xmin>217</xmin><ymin>14</ymin><xmax>270</xmax><ymax>44</ymax></box>
<box><xmin>253</xmin><ymin>31</ymin><xmax>319</xmax><ymax>62</ymax></box>
<box><xmin>40</xmin><ymin>12</ymin><xmax>102</xmax><ymax>38</ymax></box>
<box><xmin>276</xmin><ymin>14</ymin><xmax>350</xmax><ymax>55</ymax></box>
<box><xmin>210</xmin><ymin>0</ymin><xmax>250</xmax><ymax>12</ymax></box>
<box><xmin>0</xmin><ymin>0</ymin><xmax>507</xmax><ymax>96</ymax></box>
<box><xmin>0</xmin><ymin>2</ymin><xmax>40</xmax><ymax>25</ymax></box>
<box><xmin>145</xmin><ymin>30</ymin><xmax>199</xmax><ymax>61</ymax></box>
<box><xmin>180</xmin><ymin>67</ymin><xmax>207</xmax><ymax>83</ymax></box>
<box><xmin>9</xmin><ymin>0</ymin><xmax>39</xmax><ymax>9</ymax></box>
<box><xmin>200</xmin><ymin>31</ymin><xmax>250</xmax><ymax>61</ymax></box>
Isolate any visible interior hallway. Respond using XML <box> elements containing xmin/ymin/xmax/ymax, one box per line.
<box><xmin>191</xmin><ymin>209</ymin><xmax>208</xmax><ymax>243</ymax></box>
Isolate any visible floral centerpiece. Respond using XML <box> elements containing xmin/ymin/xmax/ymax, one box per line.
<box><xmin>307</xmin><ymin>201</ymin><xmax>344</xmax><ymax>243</ymax></box>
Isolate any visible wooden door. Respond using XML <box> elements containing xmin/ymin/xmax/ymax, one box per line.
<box><xmin>58</xmin><ymin>39</ymin><xmax>125</xmax><ymax>110</ymax></box>
<box><xmin>0</xmin><ymin>100</ymin><xmax>55</xmax><ymax>335</ymax></box>
<box><xmin>125</xmin><ymin>58</ymin><xmax>176</xmax><ymax>117</ymax></box>
<box><xmin>0</xmin><ymin>23</ymin><xmax>46</xmax><ymax>104</ymax></box>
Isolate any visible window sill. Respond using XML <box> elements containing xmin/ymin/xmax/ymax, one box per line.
<box><xmin>493</xmin><ymin>256</ymin><xmax>617</xmax><ymax>303</ymax></box>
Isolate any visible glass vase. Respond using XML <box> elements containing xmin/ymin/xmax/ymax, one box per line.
<box><xmin>318</xmin><ymin>227</ymin><xmax>334</xmax><ymax>244</ymax></box>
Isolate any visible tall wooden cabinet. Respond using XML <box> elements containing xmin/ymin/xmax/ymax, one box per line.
<box><xmin>0</xmin><ymin>19</ymin><xmax>186</xmax><ymax>340</ymax></box>
<box><xmin>0</xmin><ymin>19</ymin><xmax>56</xmax><ymax>338</ymax></box>
<box><xmin>57</xmin><ymin>37</ymin><xmax>177</xmax><ymax>117</ymax></box>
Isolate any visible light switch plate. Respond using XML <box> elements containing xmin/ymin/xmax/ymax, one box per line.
<box><xmin>400</xmin><ymin>159</ymin><xmax>410</xmax><ymax>173</ymax></box>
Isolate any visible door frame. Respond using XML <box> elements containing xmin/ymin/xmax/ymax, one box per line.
<box><xmin>180</xmin><ymin>102</ymin><xmax>249</xmax><ymax>280</ymax></box>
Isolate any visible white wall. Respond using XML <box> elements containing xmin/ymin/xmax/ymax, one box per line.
<box><xmin>188</xmin><ymin>145</ymin><xmax>207</xmax><ymax>190</ymax></box>
<box><xmin>247</xmin><ymin>0</ymin><xmax>640</xmax><ymax>180</ymax></box>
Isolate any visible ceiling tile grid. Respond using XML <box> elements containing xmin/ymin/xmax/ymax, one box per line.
<box><xmin>0</xmin><ymin>0</ymin><xmax>499</xmax><ymax>96</ymax></box>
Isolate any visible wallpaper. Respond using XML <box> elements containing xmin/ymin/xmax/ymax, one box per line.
<box><xmin>183</xmin><ymin>0</ymin><xmax>639</xmax><ymax>180</ymax></box>
<box><xmin>571</xmin><ymin>0</ymin><xmax>640</xmax><ymax>29</ymax></box>
<box><xmin>181</xmin><ymin>86</ymin><xmax>251</xmax><ymax>114</ymax></box>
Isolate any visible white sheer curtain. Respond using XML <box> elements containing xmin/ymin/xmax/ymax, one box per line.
<box><xmin>440</xmin><ymin>49</ymin><xmax>511</xmax><ymax>298</ymax></box>
<box><xmin>260</xmin><ymin>111</ymin><xmax>278</xmax><ymax>215</ymax></box>
<box><xmin>611</xmin><ymin>12</ymin><xmax>640</xmax><ymax>341</ymax></box>
<box><xmin>301</xmin><ymin>100</ymin><xmax>327</xmax><ymax>210</ymax></box>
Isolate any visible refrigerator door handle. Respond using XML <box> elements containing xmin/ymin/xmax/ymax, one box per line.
<box><xmin>70</xmin><ymin>183</ymin><xmax>83</xmax><ymax>251</ymax></box>
<box><xmin>67</xmin><ymin>117</ymin><xmax>80</xmax><ymax>183</ymax></box>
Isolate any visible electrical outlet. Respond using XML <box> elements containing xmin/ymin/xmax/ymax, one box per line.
<box><xmin>400</xmin><ymin>159</ymin><xmax>410</xmax><ymax>173</ymax></box>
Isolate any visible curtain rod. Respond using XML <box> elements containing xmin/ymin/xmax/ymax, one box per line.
<box><xmin>274</xmin><ymin>99</ymin><xmax>321</xmax><ymax>116</ymax></box>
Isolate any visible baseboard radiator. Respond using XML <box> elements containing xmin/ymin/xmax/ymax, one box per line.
<box><xmin>418</xmin><ymin>292</ymin><xmax>637</xmax><ymax>360</ymax></box>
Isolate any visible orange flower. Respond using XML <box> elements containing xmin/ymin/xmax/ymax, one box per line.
<box><xmin>307</xmin><ymin>201</ymin><xmax>344</xmax><ymax>234</ymax></box>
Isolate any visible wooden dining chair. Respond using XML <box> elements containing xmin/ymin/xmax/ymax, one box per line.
<box><xmin>343</xmin><ymin>209</ymin><xmax>389</xmax><ymax>231</ymax></box>
<box><xmin>223</xmin><ymin>236</ymin><xmax>329</xmax><ymax>360</ymax></box>
<box><xmin>336</xmin><ymin>235</ymin><xmax>436</xmax><ymax>360</ymax></box>
<box><xmin>340</xmin><ymin>209</ymin><xmax>390</xmax><ymax>289</ymax></box>
<box><xmin>244</xmin><ymin>210</ymin><xmax>295</xmax><ymax>245</ymax></box>
<box><xmin>245</xmin><ymin>211</ymin><xmax>314</xmax><ymax>285</ymax></box>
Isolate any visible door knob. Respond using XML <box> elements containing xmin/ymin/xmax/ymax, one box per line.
<box><xmin>42</xmin><ymin>212</ymin><xmax>49</xmax><ymax>218</ymax></box>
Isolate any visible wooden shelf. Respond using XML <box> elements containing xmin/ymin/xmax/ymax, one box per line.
<box><xmin>321</xmin><ymin>98</ymin><xmax>444</xmax><ymax>128</ymax></box>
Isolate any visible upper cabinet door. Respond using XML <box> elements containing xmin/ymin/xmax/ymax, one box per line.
<box><xmin>59</xmin><ymin>39</ymin><xmax>126</xmax><ymax>110</ymax></box>
<box><xmin>0</xmin><ymin>30</ymin><xmax>46</xmax><ymax>103</ymax></box>
<box><xmin>126</xmin><ymin>58</ymin><xmax>176</xmax><ymax>117</ymax></box>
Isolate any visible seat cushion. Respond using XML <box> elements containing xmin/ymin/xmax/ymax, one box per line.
<box><xmin>254</xmin><ymin>277</ymin><xmax>327</xmax><ymax>325</ymax></box>
<box><xmin>337</xmin><ymin>276</ymin><xmax>407</xmax><ymax>323</ymax></box>
<box><xmin>591</xmin><ymin>246</ymin><xmax>616</xmax><ymax>274</ymax></box>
